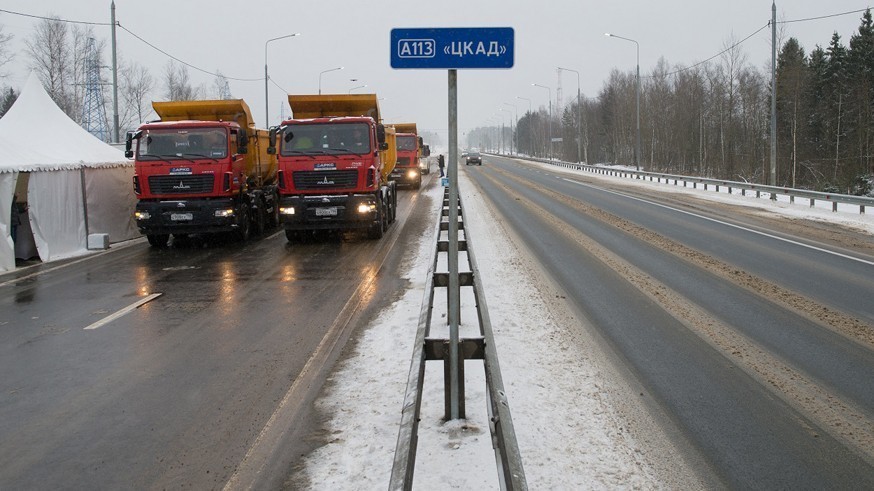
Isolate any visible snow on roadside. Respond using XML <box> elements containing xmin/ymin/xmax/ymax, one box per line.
<box><xmin>526</xmin><ymin>159</ymin><xmax>874</xmax><ymax>235</ymax></box>
<box><xmin>301</xmin><ymin>169</ymin><xmax>662</xmax><ymax>489</ymax></box>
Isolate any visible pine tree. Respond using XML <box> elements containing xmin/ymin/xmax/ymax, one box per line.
<box><xmin>847</xmin><ymin>9</ymin><xmax>874</xmax><ymax>178</ymax></box>
<box><xmin>0</xmin><ymin>87</ymin><xmax>17</xmax><ymax>118</ymax></box>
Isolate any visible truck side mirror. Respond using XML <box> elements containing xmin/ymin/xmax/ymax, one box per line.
<box><xmin>418</xmin><ymin>136</ymin><xmax>424</xmax><ymax>147</ymax></box>
<box><xmin>376</xmin><ymin>124</ymin><xmax>386</xmax><ymax>145</ymax></box>
<box><xmin>267</xmin><ymin>127</ymin><xmax>277</xmax><ymax>155</ymax></box>
<box><xmin>125</xmin><ymin>130</ymin><xmax>141</xmax><ymax>158</ymax></box>
<box><xmin>238</xmin><ymin>132</ymin><xmax>249</xmax><ymax>154</ymax></box>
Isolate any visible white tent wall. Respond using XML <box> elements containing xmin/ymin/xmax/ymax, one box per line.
<box><xmin>84</xmin><ymin>166</ymin><xmax>139</xmax><ymax>243</ymax></box>
<box><xmin>0</xmin><ymin>172</ymin><xmax>17</xmax><ymax>271</ymax></box>
<box><xmin>28</xmin><ymin>170</ymin><xmax>87</xmax><ymax>262</ymax></box>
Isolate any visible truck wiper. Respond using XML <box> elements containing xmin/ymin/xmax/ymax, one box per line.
<box><xmin>180</xmin><ymin>153</ymin><xmax>219</xmax><ymax>162</ymax></box>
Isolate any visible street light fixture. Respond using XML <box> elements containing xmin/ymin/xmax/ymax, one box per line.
<box><xmin>318</xmin><ymin>66</ymin><xmax>344</xmax><ymax>95</ymax></box>
<box><xmin>348</xmin><ymin>84</ymin><xmax>368</xmax><ymax>94</ymax></box>
<box><xmin>605</xmin><ymin>32</ymin><xmax>640</xmax><ymax>171</ymax></box>
<box><xmin>532</xmin><ymin>83</ymin><xmax>552</xmax><ymax>160</ymax></box>
<box><xmin>264</xmin><ymin>32</ymin><xmax>300</xmax><ymax>127</ymax></box>
<box><xmin>558</xmin><ymin>66</ymin><xmax>583</xmax><ymax>164</ymax></box>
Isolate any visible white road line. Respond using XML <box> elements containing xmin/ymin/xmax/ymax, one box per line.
<box><xmin>562</xmin><ymin>177</ymin><xmax>874</xmax><ymax>267</ymax></box>
<box><xmin>83</xmin><ymin>293</ymin><xmax>163</xmax><ymax>330</ymax></box>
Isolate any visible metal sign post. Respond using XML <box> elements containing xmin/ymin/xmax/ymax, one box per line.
<box><xmin>391</xmin><ymin>27</ymin><xmax>514</xmax><ymax>420</ymax></box>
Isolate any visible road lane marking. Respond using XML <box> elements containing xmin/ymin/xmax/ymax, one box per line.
<box><xmin>562</xmin><ymin>178</ymin><xmax>874</xmax><ymax>267</ymax></box>
<box><xmin>83</xmin><ymin>293</ymin><xmax>163</xmax><ymax>330</ymax></box>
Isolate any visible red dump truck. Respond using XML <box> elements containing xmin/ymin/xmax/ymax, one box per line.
<box><xmin>269</xmin><ymin>94</ymin><xmax>398</xmax><ymax>241</ymax></box>
<box><xmin>390</xmin><ymin>123</ymin><xmax>422</xmax><ymax>189</ymax></box>
<box><xmin>126</xmin><ymin>99</ymin><xmax>278</xmax><ymax>247</ymax></box>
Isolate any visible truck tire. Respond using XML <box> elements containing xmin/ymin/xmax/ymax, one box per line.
<box><xmin>236</xmin><ymin>204</ymin><xmax>250</xmax><ymax>242</ymax></box>
<box><xmin>285</xmin><ymin>229</ymin><xmax>297</xmax><ymax>242</ymax></box>
<box><xmin>147</xmin><ymin>234</ymin><xmax>169</xmax><ymax>247</ymax></box>
<box><xmin>254</xmin><ymin>201</ymin><xmax>266</xmax><ymax>236</ymax></box>
<box><xmin>368</xmin><ymin>205</ymin><xmax>385</xmax><ymax>239</ymax></box>
<box><xmin>269</xmin><ymin>193</ymin><xmax>280</xmax><ymax>228</ymax></box>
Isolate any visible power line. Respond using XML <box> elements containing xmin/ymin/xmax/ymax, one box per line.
<box><xmin>0</xmin><ymin>7</ymin><xmax>263</xmax><ymax>83</ymax></box>
<box><xmin>0</xmin><ymin>8</ymin><xmax>111</xmax><ymax>26</ymax></box>
<box><xmin>649</xmin><ymin>6</ymin><xmax>872</xmax><ymax>79</ymax></box>
<box><xmin>779</xmin><ymin>7</ymin><xmax>871</xmax><ymax>24</ymax></box>
<box><xmin>116</xmin><ymin>23</ymin><xmax>262</xmax><ymax>82</ymax></box>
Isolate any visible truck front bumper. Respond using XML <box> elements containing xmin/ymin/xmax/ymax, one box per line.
<box><xmin>278</xmin><ymin>194</ymin><xmax>379</xmax><ymax>231</ymax></box>
<box><xmin>134</xmin><ymin>198</ymin><xmax>243</xmax><ymax>235</ymax></box>
<box><xmin>390</xmin><ymin>167</ymin><xmax>421</xmax><ymax>186</ymax></box>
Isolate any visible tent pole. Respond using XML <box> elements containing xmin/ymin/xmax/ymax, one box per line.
<box><xmin>80</xmin><ymin>168</ymin><xmax>90</xmax><ymax>239</ymax></box>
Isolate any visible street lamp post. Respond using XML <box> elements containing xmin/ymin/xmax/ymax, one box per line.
<box><xmin>532</xmin><ymin>83</ymin><xmax>552</xmax><ymax>160</ymax></box>
<box><xmin>503</xmin><ymin>102</ymin><xmax>517</xmax><ymax>155</ymax></box>
<box><xmin>516</xmin><ymin>96</ymin><xmax>531</xmax><ymax>156</ymax></box>
<box><xmin>348</xmin><ymin>85</ymin><xmax>367</xmax><ymax>94</ymax></box>
<box><xmin>318</xmin><ymin>66</ymin><xmax>344</xmax><ymax>95</ymax></box>
<box><xmin>264</xmin><ymin>32</ymin><xmax>300</xmax><ymax>127</ymax></box>
<box><xmin>558</xmin><ymin>66</ymin><xmax>583</xmax><ymax>164</ymax></box>
<box><xmin>605</xmin><ymin>33</ymin><xmax>640</xmax><ymax>171</ymax></box>
<box><xmin>499</xmin><ymin>107</ymin><xmax>512</xmax><ymax>155</ymax></box>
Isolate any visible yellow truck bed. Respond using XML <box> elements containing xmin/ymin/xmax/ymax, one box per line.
<box><xmin>288</xmin><ymin>94</ymin><xmax>381</xmax><ymax>121</ymax></box>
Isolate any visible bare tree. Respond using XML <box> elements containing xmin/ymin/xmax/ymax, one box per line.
<box><xmin>0</xmin><ymin>24</ymin><xmax>13</xmax><ymax>77</ymax></box>
<box><xmin>24</xmin><ymin>16</ymin><xmax>71</xmax><ymax>114</ymax></box>
<box><xmin>163</xmin><ymin>61</ymin><xmax>200</xmax><ymax>101</ymax></box>
<box><xmin>212</xmin><ymin>71</ymin><xmax>232</xmax><ymax>100</ymax></box>
<box><xmin>119</xmin><ymin>57</ymin><xmax>154</xmax><ymax>131</ymax></box>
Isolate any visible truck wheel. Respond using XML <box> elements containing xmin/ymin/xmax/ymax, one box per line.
<box><xmin>254</xmin><ymin>203</ymin><xmax>266</xmax><ymax>236</ymax></box>
<box><xmin>269</xmin><ymin>194</ymin><xmax>280</xmax><ymax>228</ymax></box>
<box><xmin>368</xmin><ymin>206</ymin><xmax>385</xmax><ymax>239</ymax></box>
<box><xmin>285</xmin><ymin>229</ymin><xmax>297</xmax><ymax>242</ymax></box>
<box><xmin>147</xmin><ymin>234</ymin><xmax>169</xmax><ymax>247</ymax></box>
<box><xmin>236</xmin><ymin>204</ymin><xmax>250</xmax><ymax>242</ymax></box>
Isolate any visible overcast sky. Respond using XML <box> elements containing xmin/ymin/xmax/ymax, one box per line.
<box><xmin>1</xmin><ymin>1</ymin><xmax>870</xmax><ymax>145</ymax></box>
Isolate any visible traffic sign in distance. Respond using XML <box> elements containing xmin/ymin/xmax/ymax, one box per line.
<box><xmin>391</xmin><ymin>27</ymin><xmax>514</xmax><ymax>69</ymax></box>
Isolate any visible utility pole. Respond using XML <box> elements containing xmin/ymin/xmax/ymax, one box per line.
<box><xmin>111</xmin><ymin>1</ymin><xmax>119</xmax><ymax>143</ymax></box>
<box><xmin>770</xmin><ymin>1</ymin><xmax>777</xmax><ymax>188</ymax></box>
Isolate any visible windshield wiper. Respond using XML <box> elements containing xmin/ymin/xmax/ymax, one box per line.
<box><xmin>180</xmin><ymin>153</ymin><xmax>219</xmax><ymax>162</ymax></box>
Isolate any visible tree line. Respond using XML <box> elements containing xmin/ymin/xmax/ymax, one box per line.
<box><xmin>472</xmin><ymin>10</ymin><xmax>874</xmax><ymax>195</ymax></box>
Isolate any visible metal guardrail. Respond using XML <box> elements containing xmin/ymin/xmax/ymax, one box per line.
<box><xmin>389</xmin><ymin>186</ymin><xmax>527</xmax><ymax>491</ymax></box>
<box><xmin>493</xmin><ymin>154</ymin><xmax>873</xmax><ymax>215</ymax></box>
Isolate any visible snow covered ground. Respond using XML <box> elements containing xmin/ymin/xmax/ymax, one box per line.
<box><xmin>298</xmin><ymin>158</ymin><xmax>873</xmax><ymax>489</ymax></box>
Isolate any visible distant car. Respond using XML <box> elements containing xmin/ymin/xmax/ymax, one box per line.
<box><xmin>465</xmin><ymin>152</ymin><xmax>482</xmax><ymax>165</ymax></box>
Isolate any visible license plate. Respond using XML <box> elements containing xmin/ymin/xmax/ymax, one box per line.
<box><xmin>315</xmin><ymin>207</ymin><xmax>338</xmax><ymax>217</ymax></box>
<box><xmin>170</xmin><ymin>212</ymin><xmax>193</xmax><ymax>221</ymax></box>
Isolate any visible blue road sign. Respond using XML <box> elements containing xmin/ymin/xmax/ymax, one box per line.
<box><xmin>391</xmin><ymin>28</ymin><xmax>514</xmax><ymax>69</ymax></box>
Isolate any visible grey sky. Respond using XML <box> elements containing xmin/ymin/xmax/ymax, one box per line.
<box><xmin>0</xmin><ymin>1</ymin><xmax>869</xmax><ymax>145</ymax></box>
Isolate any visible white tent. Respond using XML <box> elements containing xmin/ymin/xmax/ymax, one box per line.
<box><xmin>0</xmin><ymin>74</ymin><xmax>138</xmax><ymax>272</ymax></box>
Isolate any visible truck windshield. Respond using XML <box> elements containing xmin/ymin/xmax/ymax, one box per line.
<box><xmin>138</xmin><ymin>128</ymin><xmax>228</xmax><ymax>160</ymax></box>
<box><xmin>396</xmin><ymin>136</ymin><xmax>417</xmax><ymax>151</ymax></box>
<box><xmin>280</xmin><ymin>123</ymin><xmax>371</xmax><ymax>156</ymax></box>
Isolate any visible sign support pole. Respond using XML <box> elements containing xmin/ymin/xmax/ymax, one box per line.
<box><xmin>447</xmin><ymin>68</ymin><xmax>461</xmax><ymax>420</ymax></box>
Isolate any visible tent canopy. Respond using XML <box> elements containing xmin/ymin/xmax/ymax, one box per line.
<box><xmin>0</xmin><ymin>73</ymin><xmax>129</xmax><ymax>172</ymax></box>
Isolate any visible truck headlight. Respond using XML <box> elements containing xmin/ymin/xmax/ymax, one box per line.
<box><xmin>357</xmin><ymin>203</ymin><xmax>376</xmax><ymax>214</ymax></box>
<box><xmin>214</xmin><ymin>209</ymin><xmax>235</xmax><ymax>218</ymax></box>
<box><xmin>280</xmin><ymin>206</ymin><xmax>295</xmax><ymax>215</ymax></box>
<box><xmin>134</xmin><ymin>211</ymin><xmax>151</xmax><ymax>220</ymax></box>
<box><xmin>407</xmin><ymin>169</ymin><xmax>419</xmax><ymax>179</ymax></box>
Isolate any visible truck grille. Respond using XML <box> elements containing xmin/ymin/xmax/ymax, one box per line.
<box><xmin>293</xmin><ymin>170</ymin><xmax>358</xmax><ymax>190</ymax></box>
<box><xmin>148</xmin><ymin>175</ymin><xmax>214</xmax><ymax>194</ymax></box>
<box><xmin>397</xmin><ymin>157</ymin><xmax>415</xmax><ymax>167</ymax></box>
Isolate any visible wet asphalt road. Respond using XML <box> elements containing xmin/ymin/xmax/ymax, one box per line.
<box><xmin>463</xmin><ymin>155</ymin><xmax>874</xmax><ymax>489</ymax></box>
<box><xmin>0</xmin><ymin>174</ymin><xmax>437</xmax><ymax>489</ymax></box>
